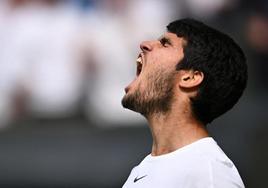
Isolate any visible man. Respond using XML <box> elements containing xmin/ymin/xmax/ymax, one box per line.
<box><xmin>121</xmin><ymin>18</ymin><xmax>247</xmax><ymax>188</ymax></box>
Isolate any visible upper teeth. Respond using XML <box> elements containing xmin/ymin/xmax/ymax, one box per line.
<box><xmin>136</xmin><ymin>57</ymin><xmax>142</xmax><ymax>64</ymax></box>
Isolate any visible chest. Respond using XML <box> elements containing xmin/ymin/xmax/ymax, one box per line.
<box><xmin>123</xmin><ymin>161</ymin><xmax>188</xmax><ymax>188</ymax></box>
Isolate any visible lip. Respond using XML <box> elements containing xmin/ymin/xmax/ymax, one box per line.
<box><xmin>124</xmin><ymin>85</ymin><xmax>130</xmax><ymax>93</ymax></box>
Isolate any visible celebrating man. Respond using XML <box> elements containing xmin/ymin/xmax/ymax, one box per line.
<box><xmin>121</xmin><ymin>18</ymin><xmax>247</xmax><ymax>188</ymax></box>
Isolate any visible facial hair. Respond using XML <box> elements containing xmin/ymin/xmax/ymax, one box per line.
<box><xmin>121</xmin><ymin>69</ymin><xmax>175</xmax><ymax>117</ymax></box>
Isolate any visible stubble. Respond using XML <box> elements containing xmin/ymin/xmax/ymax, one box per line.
<box><xmin>121</xmin><ymin>69</ymin><xmax>175</xmax><ymax>117</ymax></box>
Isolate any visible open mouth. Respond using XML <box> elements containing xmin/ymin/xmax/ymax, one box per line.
<box><xmin>124</xmin><ymin>54</ymin><xmax>144</xmax><ymax>93</ymax></box>
<box><xmin>136</xmin><ymin>54</ymin><xmax>143</xmax><ymax>76</ymax></box>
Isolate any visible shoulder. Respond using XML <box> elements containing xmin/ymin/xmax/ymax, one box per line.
<box><xmin>171</xmin><ymin>138</ymin><xmax>245</xmax><ymax>187</ymax></box>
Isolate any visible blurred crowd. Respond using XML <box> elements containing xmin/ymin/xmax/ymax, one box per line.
<box><xmin>0</xmin><ymin>0</ymin><xmax>267</xmax><ymax>128</ymax></box>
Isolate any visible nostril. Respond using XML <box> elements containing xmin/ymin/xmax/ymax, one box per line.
<box><xmin>142</xmin><ymin>45</ymin><xmax>150</xmax><ymax>51</ymax></box>
<box><xmin>140</xmin><ymin>41</ymin><xmax>151</xmax><ymax>52</ymax></box>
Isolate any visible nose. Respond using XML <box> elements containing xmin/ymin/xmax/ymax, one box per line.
<box><xmin>140</xmin><ymin>41</ymin><xmax>153</xmax><ymax>52</ymax></box>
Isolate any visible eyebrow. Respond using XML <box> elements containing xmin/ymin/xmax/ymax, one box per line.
<box><xmin>158</xmin><ymin>36</ymin><xmax>172</xmax><ymax>45</ymax></box>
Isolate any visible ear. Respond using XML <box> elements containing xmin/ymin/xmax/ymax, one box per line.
<box><xmin>178</xmin><ymin>70</ymin><xmax>204</xmax><ymax>88</ymax></box>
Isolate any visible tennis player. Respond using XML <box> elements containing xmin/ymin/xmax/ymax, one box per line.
<box><xmin>121</xmin><ymin>18</ymin><xmax>247</xmax><ymax>188</ymax></box>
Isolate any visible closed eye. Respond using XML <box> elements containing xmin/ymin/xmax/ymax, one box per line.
<box><xmin>159</xmin><ymin>37</ymin><xmax>172</xmax><ymax>47</ymax></box>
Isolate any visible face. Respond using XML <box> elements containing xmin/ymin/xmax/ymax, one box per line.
<box><xmin>122</xmin><ymin>32</ymin><xmax>185</xmax><ymax>117</ymax></box>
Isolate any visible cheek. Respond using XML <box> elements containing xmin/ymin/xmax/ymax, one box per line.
<box><xmin>156</xmin><ymin>51</ymin><xmax>182</xmax><ymax>67</ymax></box>
<box><xmin>167</xmin><ymin>52</ymin><xmax>183</xmax><ymax>66</ymax></box>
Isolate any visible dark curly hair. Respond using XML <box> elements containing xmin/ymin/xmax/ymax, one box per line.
<box><xmin>167</xmin><ymin>18</ymin><xmax>248</xmax><ymax>125</ymax></box>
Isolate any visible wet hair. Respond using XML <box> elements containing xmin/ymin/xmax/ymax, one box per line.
<box><xmin>167</xmin><ymin>18</ymin><xmax>248</xmax><ymax>125</ymax></box>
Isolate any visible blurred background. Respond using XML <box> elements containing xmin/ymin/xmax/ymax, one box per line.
<box><xmin>0</xmin><ymin>0</ymin><xmax>267</xmax><ymax>187</ymax></box>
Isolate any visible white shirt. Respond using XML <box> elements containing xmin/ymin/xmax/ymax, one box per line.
<box><xmin>123</xmin><ymin>137</ymin><xmax>245</xmax><ymax>188</ymax></box>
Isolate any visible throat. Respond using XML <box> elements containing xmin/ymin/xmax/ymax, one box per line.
<box><xmin>148</xmin><ymin>112</ymin><xmax>209</xmax><ymax>156</ymax></box>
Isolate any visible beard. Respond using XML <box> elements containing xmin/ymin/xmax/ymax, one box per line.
<box><xmin>121</xmin><ymin>69</ymin><xmax>175</xmax><ymax>117</ymax></box>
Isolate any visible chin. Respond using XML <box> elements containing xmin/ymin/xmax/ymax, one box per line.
<box><xmin>121</xmin><ymin>90</ymin><xmax>140</xmax><ymax>112</ymax></box>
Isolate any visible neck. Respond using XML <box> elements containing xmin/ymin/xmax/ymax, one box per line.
<box><xmin>146</xmin><ymin>105</ymin><xmax>209</xmax><ymax>156</ymax></box>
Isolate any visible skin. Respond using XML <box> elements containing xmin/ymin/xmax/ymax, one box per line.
<box><xmin>122</xmin><ymin>32</ymin><xmax>209</xmax><ymax>156</ymax></box>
